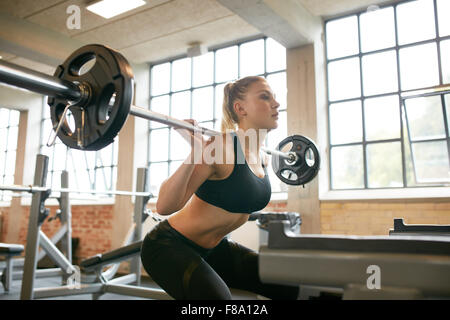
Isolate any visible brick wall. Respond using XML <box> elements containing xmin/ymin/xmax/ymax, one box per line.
<box><xmin>1</xmin><ymin>204</ymin><xmax>114</xmax><ymax>261</ymax></box>
<box><xmin>320</xmin><ymin>199</ymin><xmax>450</xmax><ymax>235</ymax></box>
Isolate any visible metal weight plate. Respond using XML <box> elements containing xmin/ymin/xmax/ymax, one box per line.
<box><xmin>47</xmin><ymin>44</ymin><xmax>134</xmax><ymax>150</ymax></box>
<box><xmin>271</xmin><ymin>135</ymin><xmax>320</xmax><ymax>186</ymax></box>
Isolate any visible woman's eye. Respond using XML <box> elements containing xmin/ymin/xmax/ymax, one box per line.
<box><xmin>261</xmin><ymin>95</ymin><xmax>270</xmax><ymax>100</ymax></box>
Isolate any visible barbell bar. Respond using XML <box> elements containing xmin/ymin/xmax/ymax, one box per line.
<box><xmin>0</xmin><ymin>44</ymin><xmax>320</xmax><ymax>185</ymax></box>
<box><xmin>0</xmin><ymin>55</ymin><xmax>295</xmax><ymax>162</ymax></box>
<box><xmin>0</xmin><ymin>184</ymin><xmax>153</xmax><ymax>197</ymax></box>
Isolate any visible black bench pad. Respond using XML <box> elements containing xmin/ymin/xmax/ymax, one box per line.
<box><xmin>0</xmin><ymin>243</ymin><xmax>24</xmax><ymax>255</ymax></box>
<box><xmin>80</xmin><ymin>241</ymin><xmax>142</xmax><ymax>271</ymax></box>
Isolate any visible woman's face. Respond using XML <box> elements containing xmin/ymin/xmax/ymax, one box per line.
<box><xmin>237</xmin><ymin>79</ymin><xmax>280</xmax><ymax>131</ymax></box>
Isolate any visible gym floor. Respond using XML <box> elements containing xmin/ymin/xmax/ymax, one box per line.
<box><xmin>0</xmin><ymin>273</ymin><xmax>258</xmax><ymax>300</ymax></box>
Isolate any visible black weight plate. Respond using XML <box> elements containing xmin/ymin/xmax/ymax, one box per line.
<box><xmin>47</xmin><ymin>44</ymin><xmax>134</xmax><ymax>151</ymax></box>
<box><xmin>271</xmin><ymin>135</ymin><xmax>320</xmax><ymax>186</ymax></box>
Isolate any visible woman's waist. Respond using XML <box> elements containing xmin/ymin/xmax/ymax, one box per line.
<box><xmin>167</xmin><ymin>203</ymin><xmax>249</xmax><ymax>248</ymax></box>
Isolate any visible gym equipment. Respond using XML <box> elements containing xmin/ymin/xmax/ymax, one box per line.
<box><xmin>0</xmin><ymin>173</ymin><xmax>73</xmax><ymax>292</ymax></box>
<box><xmin>256</xmin><ymin>219</ymin><xmax>450</xmax><ymax>299</ymax></box>
<box><xmin>389</xmin><ymin>218</ymin><xmax>450</xmax><ymax>237</ymax></box>
<box><xmin>17</xmin><ymin>154</ymin><xmax>169</xmax><ymax>300</ymax></box>
<box><xmin>271</xmin><ymin>135</ymin><xmax>320</xmax><ymax>186</ymax></box>
<box><xmin>0</xmin><ymin>44</ymin><xmax>320</xmax><ymax>186</ymax></box>
<box><xmin>0</xmin><ymin>244</ymin><xmax>24</xmax><ymax>292</ymax></box>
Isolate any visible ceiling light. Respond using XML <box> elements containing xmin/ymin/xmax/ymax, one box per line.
<box><xmin>87</xmin><ymin>0</ymin><xmax>146</xmax><ymax>19</ymax></box>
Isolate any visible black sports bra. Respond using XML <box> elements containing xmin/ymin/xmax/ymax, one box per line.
<box><xmin>195</xmin><ymin>132</ymin><xmax>271</xmax><ymax>213</ymax></box>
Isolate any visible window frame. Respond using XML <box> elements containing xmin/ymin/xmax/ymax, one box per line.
<box><xmin>147</xmin><ymin>36</ymin><xmax>289</xmax><ymax>199</ymax></box>
<box><xmin>323</xmin><ymin>0</ymin><xmax>450</xmax><ymax>199</ymax></box>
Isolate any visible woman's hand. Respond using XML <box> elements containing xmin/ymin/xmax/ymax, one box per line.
<box><xmin>175</xmin><ymin>119</ymin><xmax>207</xmax><ymax>164</ymax></box>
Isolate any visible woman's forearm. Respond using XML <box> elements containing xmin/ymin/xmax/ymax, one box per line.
<box><xmin>156</xmin><ymin>152</ymin><xmax>196</xmax><ymax>215</ymax></box>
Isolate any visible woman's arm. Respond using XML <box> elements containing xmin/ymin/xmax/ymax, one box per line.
<box><xmin>155</xmin><ymin>149</ymin><xmax>215</xmax><ymax>215</ymax></box>
<box><xmin>155</xmin><ymin>121</ymin><xmax>224</xmax><ymax>215</ymax></box>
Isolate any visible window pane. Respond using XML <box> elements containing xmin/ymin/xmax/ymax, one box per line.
<box><xmin>84</xmin><ymin>150</ymin><xmax>96</xmax><ymax>170</ymax></box>
<box><xmin>171</xmin><ymin>91</ymin><xmax>191</xmax><ymax>121</ymax></box>
<box><xmin>100</xmin><ymin>144</ymin><xmax>113</xmax><ymax>167</ymax></box>
<box><xmin>411</xmin><ymin>141</ymin><xmax>450</xmax><ymax>183</ymax></box>
<box><xmin>96</xmin><ymin>169</ymin><xmax>106</xmax><ymax>191</ymax></box>
<box><xmin>267</xmin><ymin>111</ymin><xmax>287</xmax><ymax>151</ymax></box>
<box><xmin>397</xmin><ymin>0</ymin><xmax>436</xmax><ymax>45</ymax></box>
<box><xmin>193</xmin><ymin>52</ymin><xmax>214</xmax><ymax>87</ymax></box>
<box><xmin>150</xmin><ymin>129</ymin><xmax>169</xmax><ymax>162</ymax></box>
<box><xmin>266</xmin><ymin>38</ymin><xmax>286</xmax><ymax>73</ymax></box>
<box><xmin>215</xmin><ymin>46</ymin><xmax>238</xmax><ymax>83</ymax></box>
<box><xmin>328</xmin><ymin>57</ymin><xmax>361</xmax><ymax>101</ymax></box>
<box><xmin>362</xmin><ymin>50</ymin><xmax>398</xmax><ymax>96</ymax></box>
<box><xmin>215</xmin><ymin>84</ymin><xmax>226</xmax><ymax>125</ymax></box>
<box><xmin>0</xmin><ymin>128</ymin><xmax>6</xmax><ymax>152</ymax></box>
<box><xmin>0</xmin><ymin>109</ymin><xmax>9</xmax><ymax>128</ymax></box>
<box><xmin>151</xmin><ymin>63</ymin><xmax>170</xmax><ymax>96</ymax></box>
<box><xmin>441</xmin><ymin>40</ymin><xmax>450</xmax><ymax>84</ymax></box>
<box><xmin>150</xmin><ymin>95</ymin><xmax>170</xmax><ymax>129</ymax></box>
<box><xmin>399</xmin><ymin>43</ymin><xmax>439</xmax><ymax>91</ymax></box>
<box><xmin>266</xmin><ymin>72</ymin><xmax>287</xmax><ymax>110</ymax></box>
<box><xmin>364</xmin><ymin>95</ymin><xmax>400</xmax><ymax>141</ymax></box>
<box><xmin>437</xmin><ymin>0</ymin><xmax>450</xmax><ymax>37</ymax></box>
<box><xmin>172</xmin><ymin>58</ymin><xmax>191</xmax><ymax>92</ymax></box>
<box><xmin>329</xmin><ymin>100</ymin><xmax>362</xmax><ymax>144</ymax></box>
<box><xmin>331</xmin><ymin>145</ymin><xmax>364</xmax><ymax>189</ymax></box>
<box><xmin>9</xmin><ymin>111</ymin><xmax>20</xmax><ymax>127</ymax></box>
<box><xmin>367</xmin><ymin>142</ymin><xmax>403</xmax><ymax>188</ymax></box>
<box><xmin>326</xmin><ymin>16</ymin><xmax>359</xmax><ymax>59</ymax></box>
<box><xmin>42</xmin><ymin>119</ymin><xmax>53</xmax><ymax>145</ymax></box>
<box><xmin>170</xmin><ymin>128</ymin><xmax>191</xmax><ymax>161</ymax></box>
<box><xmin>4</xmin><ymin>151</ymin><xmax>15</xmax><ymax>175</ymax></box>
<box><xmin>149</xmin><ymin>162</ymin><xmax>168</xmax><ymax>196</ymax></box>
<box><xmin>53</xmin><ymin>143</ymin><xmax>67</xmax><ymax>171</ymax></box>
<box><xmin>404</xmin><ymin>95</ymin><xmax>446</xmax><ymax>140</ymax></box>
<box><xmin>7</xmin><ymin>126</ymin><xmax>18</xmax><ymax>150</ymax></box>
<box><xmin>240</xmin><ymin>39</ymin><xmax>265</xmax><ymax>77</ymax></box>
<box><xmin>0</xmin><ymin>152</ymin><xmax>5</xmax><ymax>177</ymax></box>
<box><xmin>192</xmin><ymin>86</ymin><xmax>214</xmax><ymax>122</ymax></box>
<box><xmin>360</xmin><ymin>7</ymin><xmax>396</xmax><ymax>52</ymax></box>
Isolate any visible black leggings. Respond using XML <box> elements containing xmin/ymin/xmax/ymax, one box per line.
<box><xmin>140</xmin><ymin>219</ymin><xmax>299</xmax><ymax>300</ymax></box>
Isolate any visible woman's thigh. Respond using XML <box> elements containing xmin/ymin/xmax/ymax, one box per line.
<box><xmin>141</xmin><ymin>231</ymin><xmax>232</xmax><ymax>300</ymax></box>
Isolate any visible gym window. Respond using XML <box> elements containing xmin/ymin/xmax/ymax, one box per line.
<box><xmin>148</xmin><ymin>37</ymin><xmax>288</xmax><ymax>197</ymax></box>
<box><xmin>325</xmin><ymin>0</ymin><xmax>450</xmax><ymax>191</ymax></box>
<box><xmin>39</xmin><ymin>101</ymin><xmax>118</xmax><ymax>195</ymax></box>
<box><xmin>0</xmin><ymin>108</ymin><xmax>20</xmax><ymax>202</ymax></box>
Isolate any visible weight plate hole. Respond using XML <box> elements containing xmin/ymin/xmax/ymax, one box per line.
<box><xmin>281</xmin><ymin>169</ymin><xmax>298</xmax><ymax>181</ymax></box>
<box><xmin>69</xmin><ymin>54</ymin><xmax>96</xmax><ymax>76</ymax></box>
<box><xmin>305</xmin><ymin>148</ymin><xmax>315</xmax><ymax>167</ymax></box>
<box><xmin>98</xmin><ymin>83</ymin><xmax>116</xmax><ymax>124</ymax></box>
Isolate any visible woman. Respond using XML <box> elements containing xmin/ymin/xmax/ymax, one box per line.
<box><xmin>141</xmin><ymin>76</ymin><xmax>299</xmax><ymax>300</ymax></box>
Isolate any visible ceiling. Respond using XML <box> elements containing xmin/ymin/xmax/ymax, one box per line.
<box><xmin>0</xmin><ymin>0</ymin><xmax>398</xmax><ymax>75</ymax></box>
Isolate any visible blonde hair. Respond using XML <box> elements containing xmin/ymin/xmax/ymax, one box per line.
<box><xmin>221</xmin><ymin>76</ymin><xmax>265</xmax><ymax>133</ymax></box>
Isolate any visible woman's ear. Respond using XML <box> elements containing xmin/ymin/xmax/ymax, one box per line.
<box><xmin>233</xmin><ymin>100</ymin><xmax>247</xmax><ymax>118</ymax></box>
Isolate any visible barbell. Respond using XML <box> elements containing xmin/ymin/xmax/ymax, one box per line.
<box><xmin>0</xmin><ymin>44</ymin><xmax>320</xmax><ymax>186</ymax></box>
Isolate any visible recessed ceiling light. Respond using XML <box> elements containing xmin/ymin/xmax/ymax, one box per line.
<box><xmin>87</xmin><ymin>0</ymin><xmax>146</xmax><ymax>19</ymax></box>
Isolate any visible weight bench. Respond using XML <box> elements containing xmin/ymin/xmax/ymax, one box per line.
<box><xmin>259</xmin><ymin>221</ymin><xmax>450</xmax><ymax>299</ymax></box>
<box><xmin>0</xmin><ymin>243</ymin><xmax>24</xmax><ymax>292</ymax></box>
<box><xmin>80</xmin><ymin>241</ymin><xmax>142</xmax><ymax>273</ymax></box>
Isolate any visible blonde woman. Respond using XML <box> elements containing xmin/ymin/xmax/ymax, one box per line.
<box><xmin>141</xmin><ymin>76</ymin><xmax>299</xmax><ymax>300</ymax></box>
